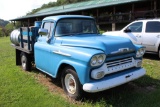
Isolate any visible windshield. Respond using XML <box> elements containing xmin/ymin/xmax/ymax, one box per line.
<box><xmin>55</xmin><ymin>18</ymin><xmax>98</xmax><ymax>36</ymax></box>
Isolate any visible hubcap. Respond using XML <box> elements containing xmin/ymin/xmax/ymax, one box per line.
<box><xmin>64</xmin><ymin>74</ymin><xmax>76</xmax><ymax>94</ymax></box>
<box><xmin>21</xmin><ymin>56</ymin><xmax>26</xmax><ymax>69</ymax></box>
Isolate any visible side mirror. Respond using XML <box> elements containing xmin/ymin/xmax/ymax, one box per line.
<box><xmin>38</xmin><ymin>28</ymin><xmax>48</xmax><ymax>35</ymax></box>
<box><xmin>124</xmin><ymin>28</ymin><xmax>131</xmax><ymax>33</ymax></box>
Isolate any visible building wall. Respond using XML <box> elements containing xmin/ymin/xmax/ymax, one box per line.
<box><xmin>76</xmin><ymin>0</ymin><xmax>160</xmax><ymax>31</ymax></box>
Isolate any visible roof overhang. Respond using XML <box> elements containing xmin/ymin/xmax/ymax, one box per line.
<box><xmin>10</xmin><ymin>0</ymin><xmax>145</xmax><ymax>21</ymax></box>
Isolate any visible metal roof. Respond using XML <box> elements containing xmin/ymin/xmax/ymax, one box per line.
<box><xmin>10</xmin><ymin>0</ymin><xmax>143</xmax><ymax>21</ymax></box>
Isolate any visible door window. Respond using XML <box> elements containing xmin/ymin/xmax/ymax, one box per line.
<box><xmin>43</xmin><ymin>22</ymin><xmax>54</xmax><ymax>37</ymax></box>
<box><xmin>127</xmin><ymin>22</ymin><xmax>142</xmax><ymax>32</ymax></box>
<box><xmin>146</xmin><ymin>21</ymin><xmax>160</xmax><ymax>33</ymax></box>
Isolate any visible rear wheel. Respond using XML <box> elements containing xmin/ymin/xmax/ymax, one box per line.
<box><xmin>61</xmin><ymin>67</ymin><xmax>82</xmax><ymax>100</ymax></box>
<box><xmin>21</xmin><ymin>52</ymin><xmax>31</xmax><ymax>71</ymax></box>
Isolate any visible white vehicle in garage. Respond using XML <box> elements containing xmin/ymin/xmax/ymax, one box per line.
<box><xmin>103</xmin><ymin>19</ymin><xmax>160</xmax><ymax>58</ymax></box>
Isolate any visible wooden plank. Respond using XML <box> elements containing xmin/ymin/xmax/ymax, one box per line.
<box><xmin>11</xmin><ymin>44</ymin><xmax>33</xmax><ymax>54</ymax></box>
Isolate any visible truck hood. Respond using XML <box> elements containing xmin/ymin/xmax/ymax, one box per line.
<box><xmin>58</xmin><ymin>34</ymin><xmax>135</xmax><ymax>54</ymax></box>
<box><xmin>103</xmin><ymin>31</ymin><xmax>121</xmax><ymax>36</ymax></box>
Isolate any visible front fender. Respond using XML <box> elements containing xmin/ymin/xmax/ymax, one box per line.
<box><xmin>54</xmin><ymin>47</ymin><xmax>104</xmax><ymax>85</ymax></box>
<box><xmin>55</xmin><ymin>59</ymin><xmax>89</xmax><ymax>85</ymax></box>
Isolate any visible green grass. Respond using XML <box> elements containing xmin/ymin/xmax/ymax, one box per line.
<box><xmin>0</xmin><ymin>37</ymin><xmax>160</xmax><ymax>107</ymax></box>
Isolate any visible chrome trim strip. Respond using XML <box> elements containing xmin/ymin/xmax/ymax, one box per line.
<box><xmin>111</xmin><ymin>48</ymin><xmax>133</xmax><ymax>54</ymax></box>
<box><xmin>53</xmin><ymin>50</ymin><xmax>71</xmax><ymax>57</ymax></box>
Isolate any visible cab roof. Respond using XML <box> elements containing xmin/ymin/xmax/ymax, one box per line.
<box><xmin>42</xmin><ymin>15</ymin><xmax>94</xmax><ymax>22</ymax></box>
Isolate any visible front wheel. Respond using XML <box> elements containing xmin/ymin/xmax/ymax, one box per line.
<box><xmin>61</xmin><ymin>67</ymin><xmax>83</xmax><ymax>100</ymax></box>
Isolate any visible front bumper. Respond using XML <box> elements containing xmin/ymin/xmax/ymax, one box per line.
<box><xmin>83</xmin><ymin>68</ymin><xmax>146</xmax><ymax>93</ymax></box>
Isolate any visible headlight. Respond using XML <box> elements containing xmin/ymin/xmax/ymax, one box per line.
<box><xmin>98</xmin><ymin>55</ymin><xmax>104</xmax><ymax>64</ymax></box>
<box><xmin>90</xmin><ymin>54</ymin><xmax>106</xmax><ymax>66</ymax></box>
<box><xmin>91</xmin><ymin>56</ymin><xmax>97</xmax><ymax>66</ymax></box>
<box><xmin>136</xmin><ymin>48</ymin><xmax>145</xmax><ymax>58</ymax></box>
<box><xmin>91</xmin><ymin>71</ymin><xmax>105</xmax><ymax>79</ymax></box>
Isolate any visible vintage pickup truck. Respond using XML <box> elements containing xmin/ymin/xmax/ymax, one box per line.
<box><xmin>10</xmin><ymin>15</ymin><xmax>146</xmax><ymax>100</ymax></box>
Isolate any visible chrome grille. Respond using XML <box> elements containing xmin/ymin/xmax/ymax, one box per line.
<box><xmin>106</xmin><ymin>57</ymin><xmax>133</xmax><ymax>68</ymax></box>
<box><xmin>104</xmin><ymin>57</ymin><xmax>135</xmax><ymax>74</ymax></box>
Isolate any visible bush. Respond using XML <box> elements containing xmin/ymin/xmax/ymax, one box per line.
<box><xmin>0</xmin><ymin>27</ymin><xmax>7</xmax><ymax>37</ymax></box>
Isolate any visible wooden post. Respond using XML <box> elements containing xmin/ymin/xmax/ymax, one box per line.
<box><xmin>20</xmin><ymin>28</ymin><xmax>24</xmax><ymax>48</ymax></box>
<box><xmin>13</xmin><ymin>21</ymin><xmax>15</xmax><ymax>26</ymax></box>
<box><xmin>27</xmin><ymin>27</ymin><xmax>30</xmax><ymax>50</ymax></box>
<box><xmin>153</xmin><ymin>0</ymin><xmax>157</xmax><ymax>17</ymax></box>
<box><xmin>132</xmin><ymin>3</ymin><xmax>135</xmax><ymax>20</ymax></box>
<box><xmin>112</xmin><ymin>23</ymin><xmax>116</xmax><ymax>31</ymax></box>
<box><xmin>28</xmin><ymin>19</ymin><xmax>30</xmax><ymax>27</ymax></box>
<box><xmin>21</xmin><ymin>21</ymin><xmax>23</xmax><ymax>27</ymax></box>
<box><xmin>96</xmin><ymin>9</ymin><xmax>99</xmax><ymax>23</ymax></box>
<box><xmin>12</xmin><ymin>21</ymin><xmax>16</xmax><ymax>29</ymax></box>
<box><xmin>112</xmin><ymin>6</ymin><xmax>116</xmax><ymax>31</ymax></box>
<box><xmin>154</xmin><ymin>0</ymin><xmax>156</xmax><ymax>10</ymax></box>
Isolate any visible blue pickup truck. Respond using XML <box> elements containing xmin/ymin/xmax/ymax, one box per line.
<box><xmin>10</xmin><ymin>15</ymin><xmax>146</xmax><ymax>100</ymax></box>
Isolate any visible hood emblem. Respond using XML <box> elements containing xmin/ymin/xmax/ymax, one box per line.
<box><xmin>111</xmin><ymin>48</ymin><xmax>130</xmax><ymax>54</ymax></box>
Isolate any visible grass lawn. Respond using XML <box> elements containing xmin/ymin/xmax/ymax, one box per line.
<box><xmin>0</xmin><ymin>37</ymin><xmax>160</xmax><ymax>107</ymax></box>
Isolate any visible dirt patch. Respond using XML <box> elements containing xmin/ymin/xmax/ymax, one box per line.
<box><xmin>36</xmin><ymin>73</ymin><xmax>63</xmax><ymax>93</ymax></box>
<box><xmin>29</xmin><ymin>70</ymin><xmax>83</xmax><ymax>104</ymax></box>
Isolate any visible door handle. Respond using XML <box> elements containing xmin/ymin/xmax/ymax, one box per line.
<box><xmin>136</xmin><ymin>35</ymin><xmax>141</xmax><ymax>38</ymax></box>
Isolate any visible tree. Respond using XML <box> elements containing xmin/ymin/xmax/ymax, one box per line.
<box><xmin>0</xmin><ymin>27</ymin><xmax>5</xmax><ymax>37</ymax></box>
<box><xmin>4</xmin><ymin>23</ymin><xmax>14</xmax><ymax>36</ymax></box>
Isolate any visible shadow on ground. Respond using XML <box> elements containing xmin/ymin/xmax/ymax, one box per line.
<box><xmin>143</xmin><ymin>53</ymin><xmax>159</xmax><ymax>60</ymax></box>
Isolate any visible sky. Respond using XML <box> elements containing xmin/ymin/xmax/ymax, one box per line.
<box><xmin>0</xmin><ymin>0</ymin><xmax>57</xmax><ymax>21</ymax></box>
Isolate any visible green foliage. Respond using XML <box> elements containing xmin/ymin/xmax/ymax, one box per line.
<box><xmin>5</xmin><ymin>23</ymin><xmax>14</xmax><ymax>35</ymax></box>
<box><xmin>0</xmin><ymin>28</ymin><xmax>3</xmax><ymax>37</ymax></box>
<box><xmin>0</xmin><ymin>22</ymin><xmax>21</xmax><ymax>37</ymax></box>
<box><xmin>0</xmin><ymin>19</ymin><xmax>9</xmax><ymax>37</ymax></box>
<box><xmin>0</xmin><ymin>27</ymin><xmax>7</xmax><ymax>37</ymax></box>
<box><xmin>99</xmin><ymin>30</ymin><xmax>105</xmax><ymax>34</ymax></box>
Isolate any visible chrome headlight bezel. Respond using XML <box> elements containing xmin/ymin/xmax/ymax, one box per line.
<box><xmin>90</xmin><ymin>54</ymin><xmax>106</xmax><ymax>67</ymax></box>
<box><xmin>136</xmin><ymin>48</ymin><xmax>145</xmax><ymax>58</ymax></box>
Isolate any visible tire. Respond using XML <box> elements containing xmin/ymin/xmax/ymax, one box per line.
<box><xmin>61</xmin><ymin>67</ymin><xmax>83</xmax><ymax>100</ymax></box>
<box><xmin>20</xmin><ymin>52</ymin><xmax>31</xmax><ymax>71</ymax></box>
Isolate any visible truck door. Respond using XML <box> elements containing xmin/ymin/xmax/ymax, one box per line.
<box><xmin>35</xmin><ymin>22</ymin><xmax>57</xmax><ymax>76</ymax></box>
<box><xmin>122</xmin><ymin>22</ymin><xmax>143</xmax><ymax>45</ymax></box>
<box><xmin>142</xmin><ymin>21</ymin><xmax>160</xmax><ymax>52</ymax></box>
